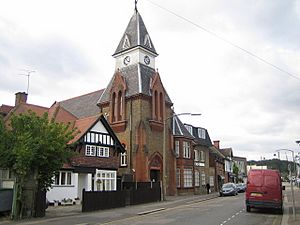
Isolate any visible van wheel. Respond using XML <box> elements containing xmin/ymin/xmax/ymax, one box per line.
<box><xmin>246</xmin><ymin>206</ymin><xmax>251</xmax><ymax>212</ymax></box>
<box><xmin>278</xmin><ymin>207</ymin><xmax>283</xmax><ymax>214</ymax></box>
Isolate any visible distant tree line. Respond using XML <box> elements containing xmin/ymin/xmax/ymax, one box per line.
<box><xmin>247</xmin><ymin>159</ymin><xmax>298</xmax><ymax>180</ymax></box>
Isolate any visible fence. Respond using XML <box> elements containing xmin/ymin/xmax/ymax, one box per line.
<box><xmin>82</xmin><ymin>181</ymin><xmax>161</xmax><ymax>212</ymax></box>
<box><xmin>0</xmin><ymin>189</ymin><xmax>13</xmax><ymax>212</ymax></box>
<box><xmin>124</xmin><ymin>182</ymin><xmax>161</xmax><ymax>205</ymax></box>
<box><xmin>82</xmin><ymin>189</ymin><xmax>126</xmax><ymax>212</ymax></box>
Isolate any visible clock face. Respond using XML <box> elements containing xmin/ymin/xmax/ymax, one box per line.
<box><xmin>123</xmin><ymin>56</ymin><xmax>130</xmax><ymax>65</ymax></box>
<box><xmin>144</xmin><ymin>55</ymin><xmax>150</xmax><ymax>65</ymax></box>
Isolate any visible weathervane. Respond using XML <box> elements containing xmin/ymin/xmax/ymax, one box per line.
<box><xmin>19</xmin><ymin>69</ymin><xmax>35</xmax><ymax>94</ymax></box>
<box><xmin>135</xmin><ymin>0</ymin><xmax>138</xmax><ymax>12</ymax></box>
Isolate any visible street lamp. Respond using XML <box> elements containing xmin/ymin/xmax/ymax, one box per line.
<box><xmin>162</xmin><ymin>112</ymin><xmax>201</xmax><ymax>201</ymax></box>
<box><xmin>274</xmin><ymin>148</ymin><xmax>297</xmax><ymax>220</ymax></box>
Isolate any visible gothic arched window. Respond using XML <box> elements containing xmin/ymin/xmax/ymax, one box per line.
<box><xmin>118</xmin><ymin>91</ymin><xmax>123</xmax><ymax>121</ymax></box>
<box><xmin>159</xmin><ymin>92</ymin><xmax>164</xmax><ymax>121</ymax></box>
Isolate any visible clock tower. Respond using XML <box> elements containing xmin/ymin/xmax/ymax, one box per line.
<box><xmin>98</xmin><ymin>7</ymin><xmax>176</xmax><ymax>196</ymax></box>
<box><xmin>112</xmin><ymin>8</ymin><xmax>158</xmax><ymax>70</ymax></box>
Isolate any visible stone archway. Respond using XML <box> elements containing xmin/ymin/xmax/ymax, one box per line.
<box><xmin>149</xmin><ymin>153</ymin><xmax>162</xmax><ymax>182</ymax></box>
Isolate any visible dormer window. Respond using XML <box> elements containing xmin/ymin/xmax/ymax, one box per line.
<box><xmin>185</xmin><ymin>125</ymin><xmax>193</xmax><ymax>135</ymax></box>
<box><xmin>122</xmin><ymin>35</ymin><xmax>131</xmax><ymax>49</ymax></box>
<box><xmin>198</xmin><ymin>128</ymin><xmax>206</xmax><ymax>139</ymax></box>
<box><xmin>144</xmin><ymin>34</ymin><xmax>152</xmax><ymax>49</ymax></box>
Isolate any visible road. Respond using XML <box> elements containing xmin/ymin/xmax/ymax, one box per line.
<box><xmin>11</xmin><ymin>193</ymin><xmax>282</xmax><ymax>225</ymax></box>
<box><xmin>102</xmin><ymin>194</ymin><xmax>282</xmax><ymax>225</ymax></box>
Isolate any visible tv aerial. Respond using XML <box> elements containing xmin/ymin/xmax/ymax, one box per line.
<box><xmin>18</xmin><ymin>69</ymin><xmax>35</xmax><ymax>94</ymax></box>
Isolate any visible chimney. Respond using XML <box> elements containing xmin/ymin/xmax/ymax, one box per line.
<box><xmin>213</xmin><ymin>140</ymin><xmax>220</xmax><ymax>149</ymax></box>
<box><xmin>15</xmin><ymin>92</ymin><xmax>28</xmax><ymax>106</ymax></box>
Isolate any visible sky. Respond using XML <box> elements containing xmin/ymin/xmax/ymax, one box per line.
<box><xmin>1</xmin><ymin>0</ymin><xmax>300</xmax><ymax>161</ymax></box>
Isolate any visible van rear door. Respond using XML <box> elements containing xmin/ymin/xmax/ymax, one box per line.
<box><xmin>261</xmin><ymin>171</ymin><xmax>281</xmax><ymax>203</ymax></box>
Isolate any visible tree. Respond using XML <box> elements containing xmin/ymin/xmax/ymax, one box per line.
<box><xmin>0</xmin><ymin>111</ymin><xmax>77</xmax><ymax>219</ymax></box>
<box><xmin>233</xmin><ymin>162</ymin><xmax>239</xmax><ymax>182</ymax></box>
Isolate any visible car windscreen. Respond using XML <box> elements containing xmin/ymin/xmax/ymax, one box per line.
<box><xmin>223</xmin><ymin>183</ymin><xmax>233</xmax><ymax>188</ymax></box>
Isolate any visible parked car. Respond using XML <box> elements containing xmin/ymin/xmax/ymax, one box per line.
<box><xmin>236</xmin><ymin>183</ymin><xmax>246</xmax><ymax>192</ymax></box>
<box><xmin>219</xmin><ymin>183</ymin><xmax>238</xmax><ymax>196</ymax></box>
<box><xmin>246</xmin><ymin>169</ymin><xmax>285</xmax><ymax>214</ymax></box>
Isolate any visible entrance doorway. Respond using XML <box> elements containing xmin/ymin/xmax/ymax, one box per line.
<box><xmin>150</xmin><ymin>170</ymin><xmax>160</xmax><ymax>183</ymax></box>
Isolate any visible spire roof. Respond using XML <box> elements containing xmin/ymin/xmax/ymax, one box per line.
<box><xmin>113</xmin><ymin>10</ymin><xmax>157</xmax><ymax>56</ymax></box>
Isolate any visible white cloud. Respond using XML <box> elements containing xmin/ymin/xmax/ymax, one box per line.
<box><xmin>1</xmin><ymin>0</ymin><xmax>300</xmax><ymax>160</ymax></box>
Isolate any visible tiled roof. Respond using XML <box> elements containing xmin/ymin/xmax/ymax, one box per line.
<box><xmin>5</xmin><ymin>103</ymin><xmax>48</xmax><ymax>120</ymax></box>
<box><xmin>113</xmin><ymin>10</ymin><xmax>157</xmax><ymax>56</ymax></box>
<box><xmin>98</xmin><ymin>64</ymin><xmax>172</xmax><ymax>104</ymax></box>
<box><xmin>220</xmin><ymin>148</ymin><xmax>233</xmax><ymax>157</ymax></box>
<box><xmin>172</xmin><ymin>116</ymin><xmax>194</xmax><ymax>139</ymax></box>
<box><xmin>48</xmin><ymin>102</ymin><xmax>77</xmax><ymax>124</ymax></box>
<box><xmin>0</xmin><ymin>104</ymin><xmax>13</xmax><ymax>116</ymax></box>
<box><xmin>70</xmin><ymin>115</ymin><xmax>100</xmax><ymax>144</ymax></box>
<box><xmin>60</xmin><ymin>90</ymin><xmax>103</xmax><ymax>119</ymax></box>
<box><xmin>210</xmin><ymin>146</ymin><xmax>225</xmax><ymax>158</ymax></box>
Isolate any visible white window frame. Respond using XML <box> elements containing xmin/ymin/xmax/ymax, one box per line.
<box><xmin>54</xmin><ymin>171</ymin><xmax>73</xmax><ymax>186</ymax></box>
<box><xmin>200</xmin><ymin>151</ymin><xmax>205</xmax><ymax>162</ymax></box>
<box><xmin>195</xmin><ymin>170</ymin><xmax>200</xmax><ymax>187</ymax></box>
<box><xmin>183</xmin><ymin>168</ymin><xmax>193</xmax><ymax>188</ymax></box>
<box><xmin>176</xmin><ymin>168</ymin><xmax>181</xmax><ymax>188</ymax></box>
<box><xmin>85</xmin><ymin>145</ymin><xmax>96</xmax><ymax>156</ymax></box>
<box><xmin>198</xmin><ymin>128</ymin><xmax>206</xmax><ymax>139</ymax></box>
<box><xmin>95</xmin><ymin>170</ymin><xmax>117</xmax><ymax>191</ymax></box>
<box><xmin>120</xmin><ymin>152</ymin><xmax>127</xmax><ymax>166</ymax></box>
<box><xmin>209</xmin><ymin>176</ymin><xmax>214</xmax><ymax>187</ymax></box>
<box><xmin>201</xmin><ymin>173</ymin><xmax>206</xmax><ymax>186</ymax></box>
<box><xmin>184</xmin><ymin>125</ymin><xmax>193</xmax><ymax>135</ymax></box>
<box><xmin>85</xmin><ymin>145</ymin><xmax>109</xmax><ymax>157</ymax></box>
<box><xmin>175</xmin><ymin>140</ymin><xmax>180</xmax><ymax>158</ymax></box>
<box><xmin>194</xmin><ymin>150</ymin><xmax>200</xmax><ymax>161</ymax></box>
<box><xmin>183</xmin><ymin>141</ymin><xmax>190</xmax><ymax>159</ymax></box>
<box><xmin>97</xmin><ymin>146</ymin><xmax>110</xmax><ymax>157</ymax></box>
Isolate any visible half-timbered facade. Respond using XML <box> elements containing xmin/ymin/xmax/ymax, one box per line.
<box><xmin>46</xmin><ymin>91</ymin><xmax>125</xmax><ymax>203</ymax></box>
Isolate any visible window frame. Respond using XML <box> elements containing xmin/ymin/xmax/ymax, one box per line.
<box><xmin>120</xmin><ymin>152</ymin><xmax>127</xmax><ymax>166</ymax></box>
<box><xmin>175</xmin><ymin>140</ymin><xmax>180</xmax><ymax>158</ymax></box>
<box><xmin>183</xmin><ymin>141</ymin><xmax>191</xmax><ymax>159</ymax></box>
<box><xmin>176</xmin><ymin>168</ymin><xmax>181</xmax><ymax>188</ymax></box>
<box><xmin>54</xmin><ymin>171</ymin><xmax>73</xmax><ymax>186</ymax></box>
<box><xmin>85</xmin><ymin>145</ymin><xmax>109</xmax><ymax>158</ymax></box>
<box><xmin>183</xmin><ymin>168</ymin><xmax>193</xmax><ymax>188</ymax></box>
<box><xmin>195</xmin><ymin>170</ymin><xmax>200</xmax><ymax>187</ymax></box>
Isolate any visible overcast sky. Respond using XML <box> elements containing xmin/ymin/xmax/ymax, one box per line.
<box><xmin>1</xmin><ymin>0</ymin><xmax>300</xmax><ymax>161</ymax></box>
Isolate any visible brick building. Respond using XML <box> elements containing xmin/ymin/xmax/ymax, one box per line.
<box><xmin>97</xmin><ymin>9</ymin><xmax>176</xmax><ymax>195</ymax></box>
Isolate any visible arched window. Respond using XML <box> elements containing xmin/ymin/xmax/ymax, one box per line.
<box><xmin>118</xmin><ymin>91</ymin><xmax>123</xmax><ymax>121</ymax></box>
<box><xmin>112</xmin><ymin>92</ymin><xmax>116</xmax><ymax>122</ymax></box>
<box><xmin>154</xmin><ymin>91</ymin><xmax>158</xmax><ymax>120</ymax></box>
<box><xmin>159</xmin><ymin>92</ymin><xmax>164</xmax><ymax>121</ymax></box>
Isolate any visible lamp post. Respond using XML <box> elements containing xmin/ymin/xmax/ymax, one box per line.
<box><xmin>162</xmin><ymin>112</ymin><xmax>201</xmax><ymax>201</ymax></box>
<box><xmin>274</xmin><ymin>149</ymin><xmax>297</xmax><ymax>220</ymax></box>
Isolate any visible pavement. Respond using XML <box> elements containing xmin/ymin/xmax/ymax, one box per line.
<box><xmin>44</xmin><ymin>191</ymin><xmax>220</xmax><ymax>219</ymax></box>
<box><xmin>282</xmin><ymin>182</ymin><xmax>300</xmax><ymax>225</ymax></box>
<box><xmin>1</xmin><ymin>184</ymin><xmax>299</xmax><ymax>225</ymax></box>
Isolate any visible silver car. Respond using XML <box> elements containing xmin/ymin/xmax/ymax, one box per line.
<box><xmin>219</xmin><ymin>183</ymin><xmax>238</xmax><ymax>196</ymax></box>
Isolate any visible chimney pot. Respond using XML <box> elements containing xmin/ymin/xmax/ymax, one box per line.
<box><xmin>213</xmin><ymin>140</ymin><xmax>220</xmax><ymax>149</ymax></box>
<box><xmin>15</xmin><ymin>92</ymin><xmax>28</xmax><ymax>106</ymax></box>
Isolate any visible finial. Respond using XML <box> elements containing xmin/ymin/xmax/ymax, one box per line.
<box><xmin>135</xmin><ymin>0</ymin><xmax>138</xmax><ymax>12</ymax></box>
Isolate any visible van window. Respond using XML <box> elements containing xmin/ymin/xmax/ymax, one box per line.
<box><xmin>264</xmin><ymin>175</ymin><xmax>278</xmax><ymax>188</ymax></box>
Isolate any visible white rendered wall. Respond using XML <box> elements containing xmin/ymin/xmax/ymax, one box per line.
<box><xmin>46</xmin><ymin>173</ymin><xmax>78</xmax><ymax>203</ymax></box>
